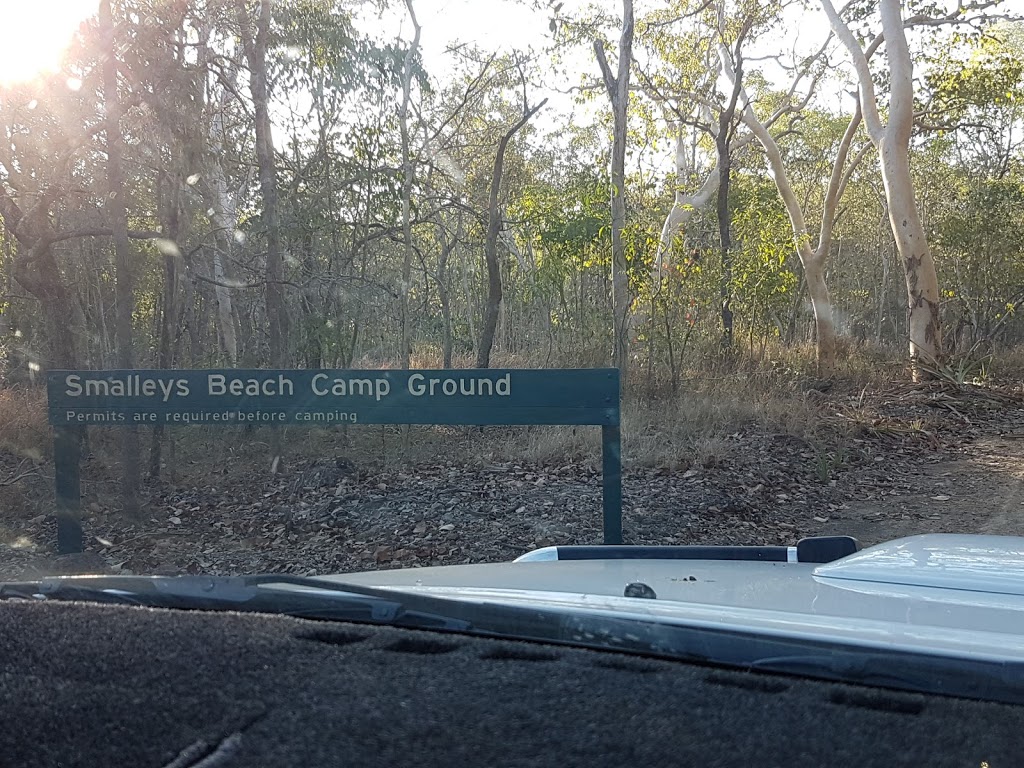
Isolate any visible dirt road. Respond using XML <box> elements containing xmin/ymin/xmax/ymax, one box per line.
<box><xmin>814</xmin><ymin>436</ymin><xmax>1024</xmax><ymax>545</ymax></box>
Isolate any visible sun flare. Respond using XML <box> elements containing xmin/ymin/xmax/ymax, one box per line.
<box><xmin>0</xmin><ymin>3</ymin><xmax>96</xmax><ymax>85</ymax></box>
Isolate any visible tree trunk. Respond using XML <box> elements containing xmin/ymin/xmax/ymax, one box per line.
<box><xmin>822</xmin><ymin>0</ymin><xmax>943</xmax><ymax>376</ymax></box>
<box><xmin>476</xmin><ymin>99</ymin><xmax>546</xmax><ymax>369</ymax></box>
<box><xmin>101</xmin><ymin>0</ymin><xmax>140</xmax><ymax>518</ymax></box>
<box><xmin>199</xmin><ymin>27</ymin><xmax>239</xmax><ymax>364</ymax></box>
<box><xmin>594</xmin><ymin>0</ymin><xmax>634</xmax><ymax>384</ymax></box>
<box><xmin>299</xmin><ymin>233</ymin><xmax>323</xmax><ymax>368</ymax></box>
<box><xmin>717</xmin><ymin>37</ymin><xmax>849</xmax><ymax>372</ymax></box>
<box><xmin>716</xmin><ymin>128</ymin><xmax>734</xmax><ymax>348</ymax></box>
<box><xmin>877</xmin><ymin>0</ymin><xmax>942</xmax><ymax>369</ymax></box>
<box><xmin>150</xmin><ymin>169</ymin><xmax>182</xmax><ymax>479</ymax></box>
<box><xmin>715</xmin><ymin>43</ymin><xmax>745</xmax><ymax>350</ymax></box>
<box><xmin>802</xmin><ymin>248</ymin><xmax>837</xmax><ymax>367</ymax></box>
<box><xmin>435</xmin><ymin>220</ymin><xmax>458</xmax><ymax>368</ymax></box>
<box><xmin>653</xmin><ymin>131</ymin><xmax>719</xmax><ymax>281</ymax></box>
<box><xmin>239</xmin><ymin>0</ymin><xmax>287</xmax><ymax>469</ymax></box>
<box><xmin>205</xmin><ymin>113</ymin><xmax>239</xmax><ymax>363</ymax></box>
<box><xmin>875</xmin><ymin>218</ymin><xmax>889</xmax><ymax>344</ymax></box>
<box><xmin>399</xmin><ymin>0</ymin><xmax>421</xmax><ymax>370</ymax></box>
<box><xmin>879</xmin><ymin>138</ymin><xmax>942</xmax><ymax>367</ymax></box>
<box><xmin>35</xmin><ymin>249</ymin><xmax>81</xmax><ymax>369</ymax></box>
<box><xmin>631</xmin><ymin>129</ymin><xmax>719</xmax><ymax>348</ymax></box>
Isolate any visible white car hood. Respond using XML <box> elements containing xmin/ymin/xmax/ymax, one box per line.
<box><xmin>321</xmin><ymin>534</ymin><xmax>1024</xmax><ymax>662</ymax></box>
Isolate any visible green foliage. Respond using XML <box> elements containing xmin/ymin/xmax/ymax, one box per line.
<box><xmin>918</xmin><ymin>352</ymin><xmax>993</xmax><ymax>388</ymax></box>
<box><xmin>934</xmin><ymin>175</ymin><xmax>1024</xmax><ymax>344</ymax></box>
<box><xmin>274</xmin><ymin>0</ymin><xmax>408</xmax><ymax>93</ymax></box>
<box><xmin>925</xmin><ymin>27</ymin><xmax>1023</xmax><ymax>118</ymax></box>
<box><xmin>730</xmin><ymin>177</ymin><xmax>799</xmax><ymax>336</ymax></box>
<box><xmin>513</xmin><ymin>169</ymin><xmax>609</xmax><ymax>293</ymax></box>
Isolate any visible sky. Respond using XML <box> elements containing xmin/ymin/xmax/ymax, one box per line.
<box><xmin>0</xmin><ymin>1</ymin><xmax>96</xmax><ymax>85</ymax></box>
<box><xmin>0</xmin><ymin>0</ymin><xmax>856</xmax><ymax>185</ymax></box>
<box><xmin>405</xmin><ymin>0</ymin><xmax>550</xmax><ymax>60</ymax></box>
<box><xmin>0</xmin><ymin>1</ymin><xmax>838</xmax><ymax>99</ymax></box>
<box><xmin>0</xmin><ymin>0</ymin><xmax>556</xmax><ymax>85</ymax></box>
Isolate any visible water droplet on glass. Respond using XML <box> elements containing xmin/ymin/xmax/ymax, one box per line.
<box><xmin>155</xmin><ymin>238</ymin><xmax>182</xmax><ymax>258</ymax></box>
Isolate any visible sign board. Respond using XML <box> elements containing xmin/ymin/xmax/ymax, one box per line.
<box><xmin>46</xmin><ymin>369</ymin><xmax>622</xmax><ymax>553</ymax></box>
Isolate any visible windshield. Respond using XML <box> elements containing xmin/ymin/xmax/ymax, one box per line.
<box><xmin>0</xmin><ymin>0</ymin><xmax>1022</xmax><ymax>674</ymax></box>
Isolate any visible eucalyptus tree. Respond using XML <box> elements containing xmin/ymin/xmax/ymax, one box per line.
<box><xmin>719</xmin><ymin>48</ymin><xmax>869</xmax><ymax>370</ymax></box>
<box><xmin>594</xmin><ymin>0</ymin><xmax>635</xmax><ymax>381</ymax></box>
<box><xmin>0</xmin><ymin>3</ymin><xmax>171</xmax><ymax>372</ymax></box>
<box><xmin>630</xmin><ymin>3</ymin><xmax>723</xmax><ymax>357</ymax></box>
<box><xmin>472</xmin><ymin>55</ymin><xmax>548</xmax><ymax>368</ymax></box>
<box><xmin>0</xmin><ymin>85</ymin><xmax>90</xmax><ymax>370</ymax></box>
<box><xmin>820</xmin><ymin>0</ymin><xmax>1014</xmax><ymax>374</ymax></box>
<box><xmin>398</xmin><ymin>0</ymin><xmax>423</xmax><ymax>369</ymax></box>
<box><xmin>273</xmin><ymin>0</ymin><xmax>407</xmax><ymax>368</ymax></box>
<box><xmin>632</xmin><ymin>5</ymin><xmax>720</xmax><ymax>280</ymax></box>
<box><xmin>236</xmin><ymin>0</ymin><xmax>286</xmax><ymax>385</ymax></box>
<box><xmin>631</xmin><ymin>0</ymin><xmax>847</xmax><ymax>365</ymax></box>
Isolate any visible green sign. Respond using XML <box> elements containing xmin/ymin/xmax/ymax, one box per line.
<box><xmin>46</xmin><ymin>369</ymin><xmax>623</xmax><ymax>553</ymax></box>
<box><xmin>47</xmin><ymin>369</ymin><xmax>619</xmax><ymax>427</ymax></box>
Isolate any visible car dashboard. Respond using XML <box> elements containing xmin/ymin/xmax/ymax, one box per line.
<box><xmin>0</xmin><ymin>597</ymin><xmax>1020</xmax><ymax>768</ymax></box>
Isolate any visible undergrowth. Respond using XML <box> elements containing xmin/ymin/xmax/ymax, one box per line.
<box><xmin>4</xmin><ymin>340</ymin><xmax>1024</xmax><ymax>497</ymax></box>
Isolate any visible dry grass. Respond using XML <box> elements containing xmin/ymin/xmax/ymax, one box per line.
<box><xmin>0</xmin><ymin>387</ymin><xmax>49</xmax><ymax>462</ymax></box>
<box><xmin>970</xmin><ymin>345</ymin><xmax>1024</xmax><ymax>388</ymax></box>
<box><xmin>0</xmin><ymin>388</ymin><xmax>51</xmax><ymax>530</ymax></box>
<box><xmin>0</xmin><ymin>341</ymin><xmax>910</xmax><ymax>489</ymax></box>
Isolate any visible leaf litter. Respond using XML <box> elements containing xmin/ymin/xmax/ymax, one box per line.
<box><xmin>2</xmin><ymin>381</ymin><xmax>1024</xmax><ymax>579</ymax></box>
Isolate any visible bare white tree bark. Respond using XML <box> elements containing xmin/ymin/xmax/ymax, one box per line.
<box><xmin>719</xmin><ymin>43</ymin><xmax>869</xmax><ymax>371</ymax></box>
<box><xmin>628</xmin><ymin>122</ymin><xmax>719</xmax><ymax>349</ymax></box>
<box><xmin>197</xmin><ymin>23</ymin><xmax>239</xmax><ymax>364</ymax></box>
<box><xmin>652</xmin><ymin>125</ymin><xmax>720</xmax><ymax>284</ymax></box>
<box><xmin>821</xmin><ymin>0</ymin><xmax>943</xmax><ymax>375</ymax></box>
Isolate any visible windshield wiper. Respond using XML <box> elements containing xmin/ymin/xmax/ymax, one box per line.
<box><xmin>0</xmin><ymin>574</ymin><xmax>470</xmax><ymax>630</ymax></box>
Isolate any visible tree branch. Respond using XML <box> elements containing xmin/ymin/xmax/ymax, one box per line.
<box><xmin>819</xmin><ymin>0</ymin><xmax>885</xmax><ymax>144</ymax></box>
<box><xmin>593</xmin><ymin>40</ymin><xmax>617</xmax><ymax>97</ymax></box>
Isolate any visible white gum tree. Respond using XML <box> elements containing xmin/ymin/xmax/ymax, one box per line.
<box><xmin>714</xmin><ymin>0</ymin><xmax>1006</xmax><ymax>372</ymax></box>
<box><xmin>718</xmin><ymin>41</ymin><xmax>869</xmax><ymax>371</ymax></box>
<box><xmin>653</xmin><ymin>118</ymin><xmax>721</xmax><ymax>284</ymax></box>
<box><xmin>818</xmin><ymin>0</ymin><xmax>1005</xmax><ymax>374</ymax></box>
<box><xmin>635</xmin><ymin>1</ymin><xmax>856</xmax><ymax>367</ymax></box>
